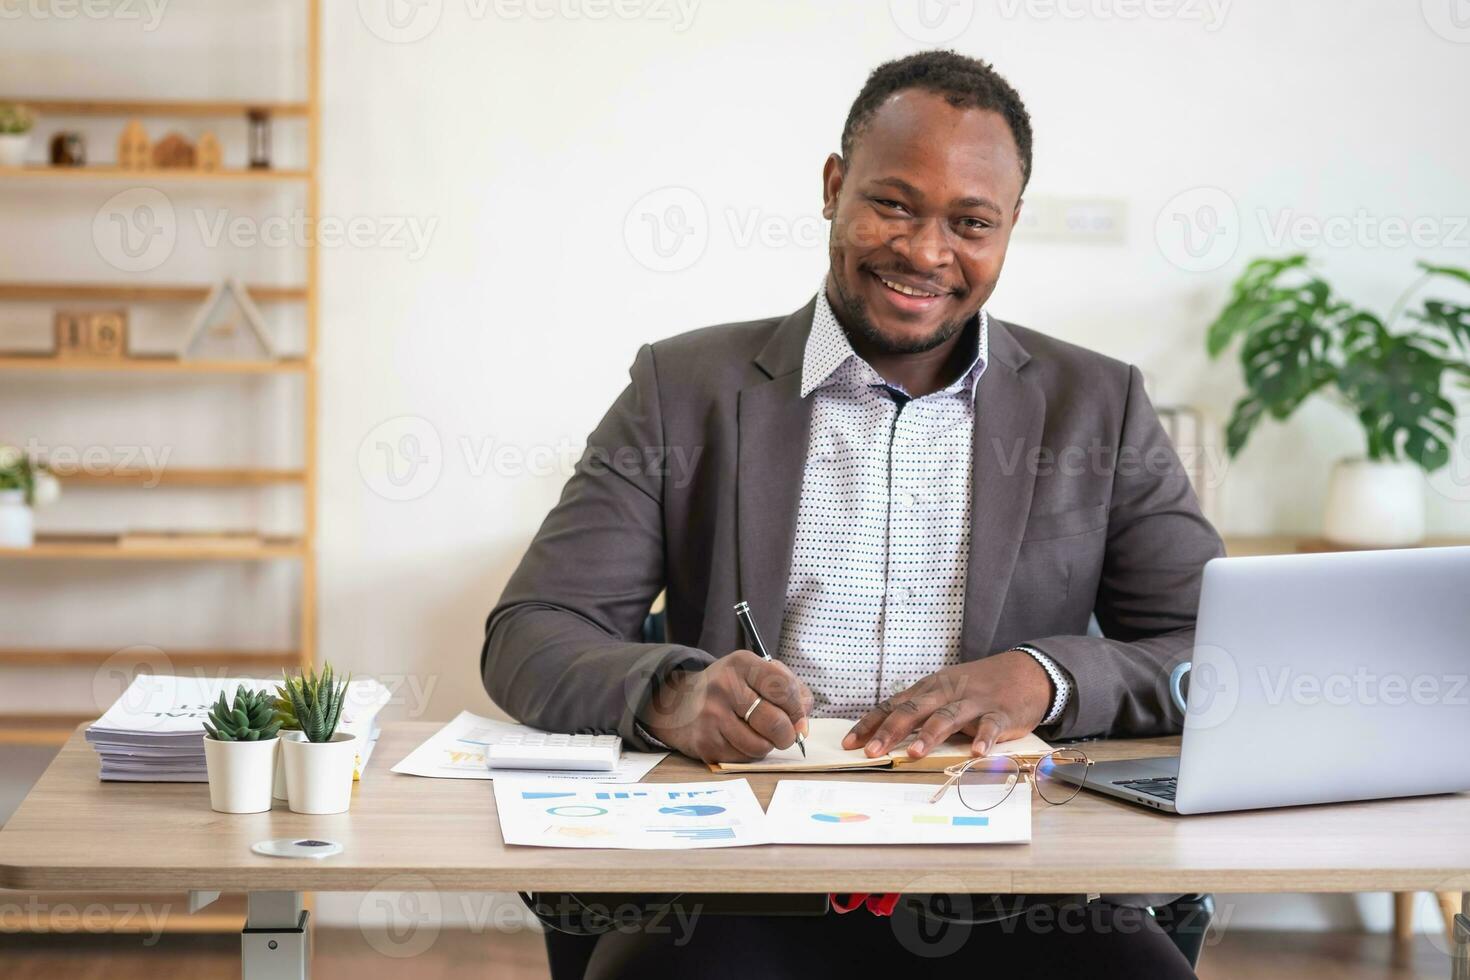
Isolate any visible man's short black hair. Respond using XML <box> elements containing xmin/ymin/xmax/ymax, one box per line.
<box><xmin>841</xmin><ymin>50</ymin><xmax>1034</xmax><ymax>192</ymax></box>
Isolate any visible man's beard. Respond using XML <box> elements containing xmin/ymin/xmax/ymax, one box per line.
<box><xmin>829</xmin><ymin>269</ymin><xmax>971</xmax><ymax>355</ymax></box>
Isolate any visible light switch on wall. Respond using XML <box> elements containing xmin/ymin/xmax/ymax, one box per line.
<box><xmin>1015</xmin><ymin>196</ymin><xmax>1128</xmax><ymax>244</ymax></box>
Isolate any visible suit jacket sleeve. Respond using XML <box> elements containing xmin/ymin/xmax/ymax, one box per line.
<box><xmin>1025</xmin><ymin>365</ymin><xmax>1225</xmax><ymax>740</ymax></box>
<box><xmin>480</xmin><ymin>344</ymin><xmax>713</xmax><ymax>750</ymax></box>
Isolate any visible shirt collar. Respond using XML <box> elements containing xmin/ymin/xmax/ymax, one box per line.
<box><xmin>800</xmin><ymin>279</ymin><xmax>989</xmax><ymax>400</ymax></box>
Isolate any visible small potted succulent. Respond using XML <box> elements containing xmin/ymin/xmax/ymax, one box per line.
<box><xmin>0</xmin><ymin>446</ymin><xmax>61</xmax><ymax>548</ymax></box>
<box><xmin>279</xmin><ymin>664</ymin><xmax>358</xmax><ymax>814</ymax></box>
<box><xmin>202</xmin><ymin>686</ymin><xmax>282</xmax><ymax>814</ymax></box>
<box><xmin>0</xmin><ymin>103</ymin><xmax>34</xmax><ymax>167</ymax></box>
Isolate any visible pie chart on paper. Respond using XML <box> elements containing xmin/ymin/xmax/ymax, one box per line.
<box><xmin>810</xmin><ymin>811</ymin><xmax>869</xmax><ymax>824</ymax></box>
<box><xmin>657</xmin><ymin>804</ymin><xmax>727</xmax><ymax>817</ymax></box>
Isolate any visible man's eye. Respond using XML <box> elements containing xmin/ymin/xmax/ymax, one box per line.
<box><xmin>873</xmin><ymin>198</ymin><xmax>909</xmax><ymax>215</ymax></box>
<box><xmin>957</xmin><ymin>217</ymin><xmax>992</xmax><ymax>233</ymax></box>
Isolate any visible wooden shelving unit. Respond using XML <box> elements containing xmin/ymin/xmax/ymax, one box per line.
<box><xmin>0</xmin><ymin>534</ymin><xmax>306</xmax><ymax>561</ymax></box>
<box><xmin>0</xmin><ymin>165</ymin><xmax>308</xmax><ymax>183</ymax></box>
<box><xmin>0</xmin><ymin>282</ymin><xmax>306</xmax><ymax>303</ymax></box>
<box><xmin>0</xmin><ymin>715</ymin><xmax>96</xmax><ymax>748</ymax></box>
<box><xmin>57</xmin><ymin>467</ymin><xmax>306</xmax><ymax>487</ymax></box>
<box><xmin>0</xmin><ymin>649</ymin><xmax>299</xmax><ymax>668</ymax></box>
<box><xmin>0</xmin><ymin>355</ymin><xmax>307</xmax><ymax>374</ymax></box>
<box><xmin>0</xmin><ymin>98</ymin><xmax>309</xmax><ymax>117</ymax></box>
<box><xmin>0</xmin><ymin>0</ymin><xmax>321</xmax><ymax>940</ymax></box>
<box><xmin>0</xmin><ymin>892</ymin><xmax>249</xmax><ymax>934</ymax></box>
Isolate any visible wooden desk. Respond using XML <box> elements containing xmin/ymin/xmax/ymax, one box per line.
<box><xmin>3</xmin><ymin>724</ymin><xmax>1469</xmax><ymax>977</ymax></box>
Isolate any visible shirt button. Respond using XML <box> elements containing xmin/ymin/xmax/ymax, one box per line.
<box><xmin>898</xmin><ymin>492</ymin><xmax>915</xmax><ymax>508</ymax></box>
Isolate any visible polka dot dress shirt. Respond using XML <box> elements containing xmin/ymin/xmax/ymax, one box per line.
<box><xmin>776</xmin><ymin>282</ymin><xmax>1071</xmax><ymax>724</ymax></box>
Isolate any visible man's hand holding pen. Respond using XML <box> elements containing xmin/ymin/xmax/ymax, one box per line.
<box><xmin>640</xmin><ymin>651</ymin><xmax>814</xmax><ymax>764</ymax></box>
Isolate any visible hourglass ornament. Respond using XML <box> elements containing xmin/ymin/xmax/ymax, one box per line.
<box><xmin>247</xmin><ymin>109</ymin><xmax>272</xmax><ymax>169</ymax></box>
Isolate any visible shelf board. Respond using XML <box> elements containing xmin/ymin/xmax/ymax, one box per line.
<box><xmin>0</xmin><ymin>648</ymin><xmax>300</xmax><ymax>668</ymax></box>
<box><xmin>57</xmin><ymin>468</ymin><xmax>306</xmax><ymax>488</ymax></box>
<box><xmin>0</xmin><ymin>282</ymin><xmax>306</xmax><ymax>303</ymax></box>
<box><xmin>0</xmin><ymin>891</ymin><xmax>247</xmax><ymax>934</ymax></box>
<box><xmin>0</xmin><ymin>714</ymin><xmax>92</xmax><ymax>747</ymax></box>
<box><xmin>1</xmin><ymin>97</ymin><xmax>309</xmax><ymax>117</ymax></box>
<box><xmin>0</xmin><ymin>533</ymin><xmax>306</xmax><ymax>561</ymax></box>
<box><xmin>0</xmin><ymin>356</ymin><xmax>307</xmax><ymax>375</ymax></box>
<box><xmin>0</xmin><ymin>165</ymin><xmax>308</xmax><ymax>183</ymax></box>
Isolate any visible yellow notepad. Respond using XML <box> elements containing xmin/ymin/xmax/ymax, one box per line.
<box><xmin>709</xmin><ymin>717</ymin><xmax>1052</xmax><ymax>773</ymax></box>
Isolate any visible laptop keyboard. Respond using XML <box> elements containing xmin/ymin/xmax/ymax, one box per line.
<box><xmin>1113</xmin><ymin>776</ymin><xmax>1177</xmax><ymax>801</ymax></box>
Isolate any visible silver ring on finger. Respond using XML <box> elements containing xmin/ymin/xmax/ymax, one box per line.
<box><xmin>742</xmin><ymin>696</ymin><xmax>763</xmax><ymax>724</ymax></box>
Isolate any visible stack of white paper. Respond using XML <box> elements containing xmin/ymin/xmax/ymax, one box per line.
<box><xmin>86</xmin><ymin>674</ymin><xmax>390</xmax><ymax>782</ymax></box>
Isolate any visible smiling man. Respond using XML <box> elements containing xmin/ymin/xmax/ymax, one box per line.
<box><xmin>484</xmin><ymin>50</ymin><xmax>1220</xmax><ymax>977</ymax></box>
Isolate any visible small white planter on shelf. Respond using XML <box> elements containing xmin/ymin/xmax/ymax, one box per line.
<box><xmin>1322</xmin><ymin>458</ymin><xmax>1426</xmax><ymax>548</ymax></box>
<box><xmin>0</xmin><ymin>489</ymin><xmax>34</xmax><ymax>547</ymax></box>
<box><xmin>283</xmin><ymin>732</ymin><xmax>359</xmax><ymax>814</ymax></box>
<box><xmin>273</xmin><ymin>730</ymin><xmax>306</xmax><ymax>800</ymax></box>
<box><xmin>0</xmin><ymin>133</ymin><xmax>28</xmax><ymax>167</ymax></box>
<box><xmin>204</xmin><ymin>736</ymin><xmax>279</xmax><ymax>814</ymax></box>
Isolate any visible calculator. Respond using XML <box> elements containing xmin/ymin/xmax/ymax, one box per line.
<box><xmin>484</xmin><ymin>731</ymin><xmax>623</xmax><ymax>771</ymax></box>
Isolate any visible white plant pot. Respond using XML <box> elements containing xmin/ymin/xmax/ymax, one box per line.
<box><xmin>1322</xmin><ymin>458</ymin><xmax>1425</xmax><ymax>548</ymax></box>
<box><xmin>283</xmin><ymin>732</ymin><xmax>359</xmax><ymax>814</ymax></box>
<box><xmin>203</xmin><ymin>736</ymin><xmax>279</xmax><ymax>814</ymax></box>
<box><xmin>273</xmin><ymin>730</ymin><xmax>306</xmax><ymax>800</ymax></box>
<box><xmin>0</xmin><ymin>133</ymin><xmax>28</xmax><ymax>167</ymax></box>
<box><xmin>0</xmin><ymin>489</ymin><xmax>35</xmax><ymax>547</ymax></box>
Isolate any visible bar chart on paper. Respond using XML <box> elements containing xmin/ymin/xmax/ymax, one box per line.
<box><xmin>492</xmin><ymin>779</ymin><xmax>770</xmax><ymax>849</ymax></box>
<box><xmin>764</xmin><ymin>780</ymin><xmax>1032</xmax><ymax>845</ymax></box>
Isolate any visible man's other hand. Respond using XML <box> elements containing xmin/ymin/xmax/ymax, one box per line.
<box><xmin>842</xmin><ymin>650</ymin><xmax>1053</xmax><ymax>759</ymax></box>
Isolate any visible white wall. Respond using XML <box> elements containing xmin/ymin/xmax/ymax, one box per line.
<box><xmin>2</xmin><ymin>0</ymin><xmax>1468</xmax><ymax>936</ymax></box>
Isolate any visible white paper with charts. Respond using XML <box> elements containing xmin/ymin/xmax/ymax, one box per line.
<box><xmin>763</xmin><ymin>779</ymin><xmax>1032</xmax><ymax>845</ymax></box>
<box><xmin>493</xmin><ymin>780</ymin><xmax>770</xmax><ymax>849</ymax></box>
<box><xmin>390</xmin><ymin>710</ymin><xmax>666</xmax><ymax>783</ymax></box>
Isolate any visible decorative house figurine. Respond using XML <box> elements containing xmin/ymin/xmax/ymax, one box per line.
<box><xmin>179</xmin><ymin>279</ymin><xmax>277</xmax><ymax>360</ymax></box>
<box><xmin>117</xmin><ymin>120</ymin><xmax>149</xmax><ymax>169</ymax></box>
<box><xmin>247</xmin><ymin>109</ymin><xmax>271</xmax><ymax>169</ymax></box>
<box><xmin>152</xmin><ymin>132</ymin><xmax>196</xmax><ymax>168</ymax></box>
<box><xmin>196</xmin><ymin>131</ymin><xmax>222</xmax><ymax>171</ymax></box>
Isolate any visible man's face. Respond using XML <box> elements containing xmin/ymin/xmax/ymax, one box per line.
<box><xmin>822</xmin><ymin>89</ymin><xmax>1025</xmax><ymax>355</ymax></box>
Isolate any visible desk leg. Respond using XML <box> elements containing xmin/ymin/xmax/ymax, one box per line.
<box><xmin>1453</xmin><ymin>893</ymin><xmax>1468</xmax><ymax>980</ymax></box>
<box><xmin>243</xmin><ymin>891</ymin><xmax>308</xmax><ymax>980</ymax></box>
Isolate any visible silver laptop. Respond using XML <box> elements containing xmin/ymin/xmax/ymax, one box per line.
<box><xmin>1052</xmin><ymin>546</ymin><xmax>1470</xmax><ymax>815</ymax></box>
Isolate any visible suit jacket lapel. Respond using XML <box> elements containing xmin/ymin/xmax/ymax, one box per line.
<box><xmin>962</xmin><ymin>318</ymin><xmax>1045</xmax><ymax>660</ymax></box>
<box><xmin>735</xmin><ymin>299</ymin><xmax>817</xmax><ymax>652</ymax></box>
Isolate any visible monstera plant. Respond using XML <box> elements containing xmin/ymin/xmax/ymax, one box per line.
<box><xmin>1207</xmin><ymin>256</ymin><xmax>1470</xmax><ymax>546</ymax></box>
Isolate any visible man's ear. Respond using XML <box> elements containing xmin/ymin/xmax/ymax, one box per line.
<box><xmin>821</xmin><ymin>153</ymin><xmax>844</xmax><ymax>220</ymax></box>
<box><xmin>1012</xmin><ymin>196</ymin><xmax>1024</xmax><ymax>229</ymax></box>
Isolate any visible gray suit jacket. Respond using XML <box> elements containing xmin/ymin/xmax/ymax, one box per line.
<box><xmin>482</xmin><ymin>298</ymin><xmax>1224</xmax><ymax>752</ymax></box>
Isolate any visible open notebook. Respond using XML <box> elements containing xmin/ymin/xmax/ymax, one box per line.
<box><xmin>710</xmin><ymin>717</ymin><xmax>1053</xmax><ymax>773</ymax></box>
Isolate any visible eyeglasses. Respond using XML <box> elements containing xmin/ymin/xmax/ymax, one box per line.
<box><xmin>927</xmin><ymin>750</ymin><xmax>1094</xmax><ymax>811</ymax></box>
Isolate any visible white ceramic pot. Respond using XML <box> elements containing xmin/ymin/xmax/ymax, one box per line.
<box><xmin>1322</xmin><ymin>458</ymin><xmax>1425</xmax><ymax>548</ymax></box>
<box><xmin>0</xmin><ymin>133</ymin><xmax>29</xmax><ymax>167</ymax></box>
<box><xmin>273</xmin><ymin>730</ymin><xmax>306</xmax><ymax>800</ymax></box>
<box><xmin>0</xmin><ymin>489</ymin><xmax>35</xmax><ymax>547</ymax></box>
<box><xmin>283</xmin><ymin>732</ymin><xmax>359</xmax><ymax>814</ymax></box>
<box><xmin>203</xmin><ymin>736</ymin><xmax>279</xmax><ymax>814</ymax></box>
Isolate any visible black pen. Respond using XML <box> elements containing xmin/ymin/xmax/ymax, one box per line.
<box><xmin>733</xmin><ymin>600</ymin><xmax>807</xmax><ymax>757</ymax></box>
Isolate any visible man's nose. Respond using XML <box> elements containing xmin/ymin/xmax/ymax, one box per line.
<box><xmin>889</xmin><ymin>216</ymin><xmax>954</xmax><ymax>275</ymax></box>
